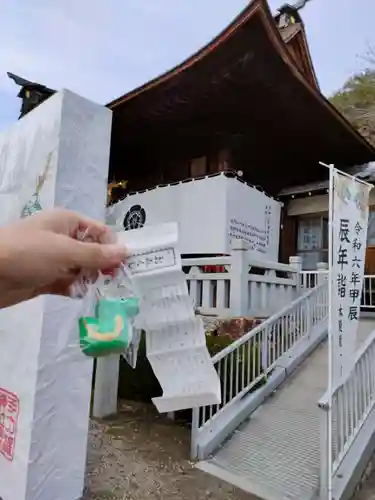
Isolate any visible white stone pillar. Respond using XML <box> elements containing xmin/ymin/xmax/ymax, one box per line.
<box><xmin>93</xmin><ymin>355</ymin><xmax>120</xmax><ymax>418</ymax></box>
<box><xmin>0</xmin><ymin>90</ymin><xmax>112</xmax><ymax>500</ymax></box>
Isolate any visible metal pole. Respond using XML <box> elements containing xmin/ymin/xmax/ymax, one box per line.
<box><xmin>327</xmin><ymin>164</ymin><xmax>334</xmax><ymax>500</ymax></box>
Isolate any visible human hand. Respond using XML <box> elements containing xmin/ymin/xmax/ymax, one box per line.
<box><xmin>0</xmin><ymin>208</ymin><xmax>127</xmax><ymax>308</ymax></box>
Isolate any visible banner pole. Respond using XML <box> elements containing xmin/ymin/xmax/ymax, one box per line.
<box><xmin>327</xmin><ymin>163</ymin><xmax>334</xmax><ymax>500</ymax></box>
<box><xmin>319</xmin><ymin>161</ymin><xmax>373</xmax><ymax>188</ymax></box>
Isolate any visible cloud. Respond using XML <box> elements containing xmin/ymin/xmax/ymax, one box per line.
<box><xmin>0</xmin><ymin>0</ymin><xmax>374</xmax><ymax>130</ymax></box>
<box><xmin>0</xmin><ymin>0</ymin><xmax>249</xmax><ymax>105</ymax></box>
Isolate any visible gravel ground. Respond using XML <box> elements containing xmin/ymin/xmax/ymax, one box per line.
<box><xmin>83</xmin><ymin>401</ymin><xmax>256</xmax><ymax>500</ymax></box>
<box><xmin>83</xmin><ymin>400</ymin><xmax>375</xmax><ymax>500</ymax></box>
<box><xmin>354</xmin><ymin>479</ymin><xmax>375</xmax><ymax>500</ymax></box>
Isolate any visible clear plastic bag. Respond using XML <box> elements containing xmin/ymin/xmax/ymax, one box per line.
<box><xmin>67</xmin><ymin>229</ymin><xmax>142</xmax><ymax>364</ymax></box>
<box><xmin>79</xmin><ymin>295</ymin><xmax>139</xmax><ymax>358</ymax></box>
<box><xmin>78</xmin><ymin>264</ymin><xmax>142</xmax><ymax>365</ymax></box>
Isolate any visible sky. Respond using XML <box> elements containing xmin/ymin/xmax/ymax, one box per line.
<box><xmin>0</xmin><ymin>0</ymin><xmax>374</xmax><ymax>131</ymax></box>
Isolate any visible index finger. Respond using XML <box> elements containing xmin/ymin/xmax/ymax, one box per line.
<box><xmin>20</xmin><ymin>208</ymin><xmax>117</xmax><ymax>244</ymax></box>
<box><xmin>76</xmin><ymin>217</ymin><xmax>117</xmax><ymax>244</ymax></box>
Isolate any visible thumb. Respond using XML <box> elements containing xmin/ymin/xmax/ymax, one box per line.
<box><xmin>64</xmin><ymin>239</ymin><xmax>128</xmax><ymax>270</ymax></box>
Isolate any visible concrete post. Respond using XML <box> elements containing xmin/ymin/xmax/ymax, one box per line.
<box><xmin>289</xmin><ymin>255</ymin><xmax>303</xmax><ymax>296</ymax></box>
<box><xmin>317</xmin><ymin>262</ymin><xmax>329</xmax><ymax>285</ymax></box>
<box><xmin>230</xmin><ymin>239</ymin><xmax>249</xmax><ymax>317</ymax></box>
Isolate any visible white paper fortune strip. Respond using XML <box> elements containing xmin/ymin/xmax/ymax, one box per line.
<box><xmin>116</xmin><ymin>223</ymin><xmax>221</xmax><ymax>413</ymax></box>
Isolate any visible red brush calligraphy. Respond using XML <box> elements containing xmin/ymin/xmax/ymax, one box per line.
<box><xmin>0</xmin><ymin>388</ymin><xmax>19</xmax><ymax>461</ymax></box>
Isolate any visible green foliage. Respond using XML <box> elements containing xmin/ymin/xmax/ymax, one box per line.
<box><xmin>205</xmin><ymin>333</ymin><xmax>266</xmax><ymax>404</ymax></box>
<box><xmin>118</xmin><ymin>333</ymin><xmax>162</xmax><ymax>401</ymax></box>
<box><xmin>330</xmin><ymin>68</ymin><xmax>375</xmax><ymax>146</ymax></box>
<box><xmin>205</xmin><ymin>333</ymin><xmax>234</xmax><ymax>356</ymax></box>
<box><xmin>331</xmin><ymin>70</ymin><xmax>375</xmax><ymax>110</ymax></box>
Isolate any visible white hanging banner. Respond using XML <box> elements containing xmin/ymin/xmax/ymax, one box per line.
<box><xmin>330</xmin><ymin>168</ymin><xmax>372</xmax><ymax>387</ymax></box>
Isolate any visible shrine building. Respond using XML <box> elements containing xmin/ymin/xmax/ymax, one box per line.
<box><xmin>106</xmin><ymin>0</ymin><xmax>375</xmax><ymax>267</ymax></box>
<box><xmin>7</xmin><ymin>0</ymin><xmax>375</xmax><ymax>269</ymax></box>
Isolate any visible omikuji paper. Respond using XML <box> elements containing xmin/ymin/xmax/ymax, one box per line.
<box><xmin>116</xmin><ymin>223</ymin><xmax>221</xmax><ymax>412</ymax></box>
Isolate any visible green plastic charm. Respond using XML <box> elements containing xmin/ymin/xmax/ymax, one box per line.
<box><xmin>79</xmin><ymin>297</ymin><xmax>139</xmax><ymax>358</ymax></box>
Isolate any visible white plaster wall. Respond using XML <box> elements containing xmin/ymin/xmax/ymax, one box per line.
<box><xmin>287</xmin><ymin>191</ymin><xmax>375</xmax><ymax>217</ymax></box>
<box><xmin>287</xmin><ymin>194</ymin><xmax>328</xmax><ymax>216</ymax></box>
<box><xmin>108</xmin><ymin>175</ymin><xmax>281</xmax><ymax>261</ymax></box>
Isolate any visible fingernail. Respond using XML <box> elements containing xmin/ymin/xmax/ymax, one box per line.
<box><xmin>102</xmin><ymin>268</ymin><xmax>117</xmax><ymax>276</ymax></box>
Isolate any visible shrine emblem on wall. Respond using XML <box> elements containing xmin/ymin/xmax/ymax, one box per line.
<box><xmin>123</xmin><ymin>205</ymin><xmax>146</xmax><ymax>230</ymax></box>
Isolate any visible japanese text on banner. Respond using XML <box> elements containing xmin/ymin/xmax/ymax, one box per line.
<box><xmin>331</xmin><ymin>170</ymin><xmax>372</xmax><ymax>387</ymax></box>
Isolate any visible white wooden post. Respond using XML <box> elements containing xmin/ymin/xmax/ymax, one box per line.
<box><xmin>317</xmin><ymin>262</ymin><xmax>329</xmax><ymax>285</ymax></box>
<box><xmin>93</xmin><ymin>355</ymin><xmax>120</xmax><ymax>418</ymax></box>
<box><xmin>316</xmin><ymin>262</ymin><xmax>328</xmax><ymax>323</ymax></box>
<box><xmin>230</xmin><ymin>239</ymin><xmax>249</xmax><ymax>317</ymax></box>
<box><xmin>289</xmin><ymin>256</ymin><xmax>302</xmax><ymax>296</ymax></box>
<box><xmin>187</xmin><ymin>266</ymin><xmax>201</xmax><ymax>311</ymax></box>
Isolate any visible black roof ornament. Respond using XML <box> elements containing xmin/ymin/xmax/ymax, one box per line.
<box><xmin>7</xmin><ymin>72</ymin><xmax>56</xmax><ymax>119</ymax></box>
<box><xmin>277</xmin><ymin>0</ymin><xmax>312</xmax><ymax>26</ymax></box>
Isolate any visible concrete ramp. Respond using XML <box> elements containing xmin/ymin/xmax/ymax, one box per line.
<box><xmin>197</xmin><ymin>319</ymin><xmax>375</xmax><ymax>500</ymax></box>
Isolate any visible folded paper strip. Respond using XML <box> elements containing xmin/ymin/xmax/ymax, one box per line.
<box><xmin>112</xmin><ymin>222</ymin><xmax>221</xmax><ymax>413</ymax></box>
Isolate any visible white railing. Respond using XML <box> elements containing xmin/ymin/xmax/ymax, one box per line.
<box><xmin>191</xmin><ymin>281</ymin><xmax>328</xmax><ymax>458</ymax></box>
<box><xmin>183</xmin><ymin>241</ymin><xmax>302</xmax><ymax>318</ymax></box>
<box><xmin>300</xmin><ymin>266</ymin><xmax>328</xmax><ymax>289</ymax></box>
<box><xmin>301</xmin><ymin>270</ymin><xmax>375</xmax><ymax>309</ymax></box>
<box><xmin>318</xmin><ymin>328</ymin><xmax>375</xmax><ymax>498</ymax></box>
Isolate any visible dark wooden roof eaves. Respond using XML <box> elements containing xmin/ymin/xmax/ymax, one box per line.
<box><xmin>281</xmin><ymin>24</ymin><xmax>319</xmax><ymax>88</ymax></box>
<box><xmin>259</xmin><ymin>2</ymin><xmax>375</xmax><ymax>161</ymax></box>
<box><xmin>108</xmin><ymin>0</ymin><xmax>315</xmax><ymax>109</ymax></box>
<box><xmin>108</xmin><ymin>0</ymin><xmax>375</xmax><ymax>165</ymax></box>
<box><xmin>108</xmin><ymin>0</ymin><xmax>261</xmax><ymax>109</ymax></box>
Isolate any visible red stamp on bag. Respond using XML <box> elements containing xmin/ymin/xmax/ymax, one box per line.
<box><xmin>0</xmin><ymin>388</ymin><xmax>19</xmax><ymax>461</ymax></box>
